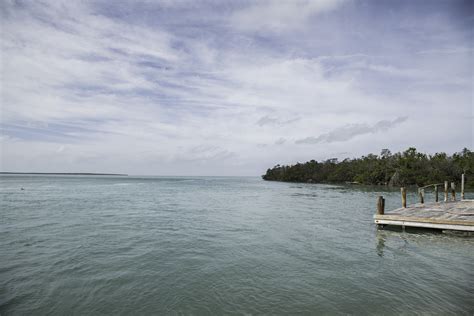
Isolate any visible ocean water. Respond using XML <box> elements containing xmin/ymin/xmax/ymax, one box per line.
<box><xmin>1</xmin><ymin>175</ymin><xmax>473</xmax><ymax>315</ymax></box>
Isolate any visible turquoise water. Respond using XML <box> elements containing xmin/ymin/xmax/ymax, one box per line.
<box><xmin>1</xmin><ymin>175</ymin><xmax>473</xmax><ymax>315</ymax></box>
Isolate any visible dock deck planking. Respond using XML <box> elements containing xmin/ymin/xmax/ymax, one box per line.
<box><xmin>374</xmin><ymin>200</ymin><xmax>474</xmax><ymax>231</ymax></box>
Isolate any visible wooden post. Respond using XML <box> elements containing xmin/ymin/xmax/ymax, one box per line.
<box><xmin>418</xmin><ymin>188</ymin><xmax>424</xmax><ymax>204</ymax></box>
<box><xmin>444</xmin><ymin>181</ymin><xmax>448</xmax><ymax>202</ymax></box>
<box><xmin>461</xmin><ymin>173</ymin><xmax>465</xmax><ymax>200</ymax></box>
<box><xmin>451</xmin><ymin>182</ymin><xmax>456</xmax><ymax>201</ymax></box>
<box><xmin>377</xmin><ymin>196</ymin><xmax>385</xmax><ymax>215</ymax></box>
<box><xmin>434</xmin><ymin>185</ymin><xmax>438</xmax><ymax>202</ymax></box>
<box><xmin>401</xmin><ymin>187</ymin><xmax>407</xmax><ymax>208</ymax></box>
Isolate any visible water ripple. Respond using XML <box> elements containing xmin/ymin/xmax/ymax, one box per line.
<box><xmin>1</xmin><ymin>175</ymin><xmax>473</xmax><ymax>314</ymax></box>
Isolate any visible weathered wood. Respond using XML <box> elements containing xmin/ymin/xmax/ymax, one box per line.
<box><xmin>401</xmin><ymin>187</ymin><xmax>407</xmax><ymax>208</ymax></box>
<box><xmin>434</xmin><ymin>185</ymin><xmax>438</xmax><ymax>202</ymax></box>
<box><xmin>373</xmin><ymin>200</ymin><xmax>474</xmax><ymax>232</ymax></box>
<box><xmin>374</xmin><ymin>214</ymin><xmax>474</xmax><ymax>226</ymax></box>
<box><xmin>374</xmin><ymin>219</ymin><xmax>474</xmax><ymax>232</ymax></box>
<box><xmin>420</xmin><ymin>183</ymin><xmax>443</xmax><ymax>189</ymax></box>
<box><xmin>444</xmin><ymin>181</ymin><xmax>448</xmax><ymax>202</ymax></box>
<box><xmin>418</xmin><ymin>188</ymin><xmax>424</xmax><ymax>204</ymax></box>
<box><xmin>451</xmin><ymin>182</ymin><xmax>456</xmax><ymax>201</ymax></box>
<box><xmin>377</xmin><ymin>196</ymin><xmax>385</xmax><ymax>215</ymax></box>
<box><xmin>461</xmin><ymin>173</ymin><xmax>465</xmax><ymax>200</ymax></box>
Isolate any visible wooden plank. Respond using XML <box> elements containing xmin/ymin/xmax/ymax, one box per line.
<box><xmin>374</xmin><ymin>219</ymin><xmax>474</xmax><ymax>231</ymax></box>
<box><xmin>374</xmin><ymin>214</ymin><xmax>474</xmax><ymax>226</ymax></box>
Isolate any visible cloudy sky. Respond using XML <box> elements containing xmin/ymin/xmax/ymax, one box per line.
<box><xmin>1</xmin><ymin>0</ymin><xmax>473</xmax><ymax>176</ymax></box>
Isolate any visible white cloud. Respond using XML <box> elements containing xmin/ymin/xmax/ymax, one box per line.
<box><xmin>231</xmin><ymin>0</ymin><xmax>347</xmax><ymax>32</ymax></box>
<box><xmin>296</xmin><ymin>117</ymin><xmax>408</xmax><ymax>144</ymax></box>
<box><xmin>0</xmin><ymin>0</ymin><xmax>472</xmax><ymax>175</ymax></box>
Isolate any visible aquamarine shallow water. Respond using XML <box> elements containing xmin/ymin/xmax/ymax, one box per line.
<box><xmin>1</xmin><ymin>175</ymin><xmax>473</xmax><ymax>315</ymax></box>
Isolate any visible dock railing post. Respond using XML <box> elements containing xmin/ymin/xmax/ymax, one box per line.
<box><xmin>444</xmin><ymin>181</ymin><xmax>448</xmax><ymax>202</ymax></box>
<box><xmin>401</xmin><ymin>187</ymin><xmax>407</xmax><ymax>208</ymax></box>
<box><xmin>461</xmin><ymin>173</ymin><xmax>465</xmax><ymax>200</ymax></box>
<box><xmin>451</xmin><ymin>182</ymin><xmax>456</xmax><ymax>201</ymax></box>
<box><xmin>434</xmin><ymin>185</ymin><xmax>439</xmax><ymax>202</ymax></box>
<box><xmin>377</xmin><ymin>196</ymin><xmax>385</xmax><ymax>215</ymax></box>
<box><xmin>418</xmin><ymin>188</ymin><xmax>424</xmax><ymax>204</ymax></box>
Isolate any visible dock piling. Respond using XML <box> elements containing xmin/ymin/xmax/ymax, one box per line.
<box><xmin>418</xmin><ymin>188</ymin><xmax>424</xmax><ymax>204</ymax></box>
<box><xmin>451</xmin><ymin>182</ymin><xmax>456</xmax><ymax>201</ymax></box>
<box><xmin>377</xmin><ymin>196</ymin><xmax>385</xmax><ymax>215</ymax></box>
<box><xmin>401</xmin><ymin>187</ymin><xmax>407</xmax><ymax>208</ymax></box>
<box><xmin>444</xmin><ymin>181</ymin><xmax>448</xmax><ymax>202</ymax></box>
<box><xmin>435</xmin><ymin>185</ymin><xmax>439</xmax><ymax>202</ymax></box>
<box><xmin>461</xmin><ymin>174</ymin><xmax>465</xmax><ymax>200</ymax></box>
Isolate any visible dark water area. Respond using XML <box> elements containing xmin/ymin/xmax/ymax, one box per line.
<box><xmin>1</xmin><ymin>175</ymin><xmax>473</xmax><ymax>315</ymax></box>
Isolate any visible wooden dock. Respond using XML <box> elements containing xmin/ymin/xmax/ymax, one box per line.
<box><xmin>374</xmin><ymin>174</ymin><xmax>474</xmax><ymax>232</ymax></box>
<box><xmin>374</xmin><ymin>200</ymin><xmax>474</xmax><ymax>232</ymax></box>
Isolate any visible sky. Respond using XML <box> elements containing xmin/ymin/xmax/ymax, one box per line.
<box><xmin>1</xmin><ymin>0</ymin><xmax>473</xmax><ymax>176</ymax></box>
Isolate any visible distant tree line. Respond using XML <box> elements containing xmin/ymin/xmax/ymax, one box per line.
<box><xmin>262</xmin><ymin>148</ymin><xmax>474</xmax><ymax>188</ymax></box>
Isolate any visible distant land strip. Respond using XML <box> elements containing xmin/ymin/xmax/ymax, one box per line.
<box><xmin>0</xmin><ymin>172</ymin><xmax>128</xmax><ymax>176</ymax></box>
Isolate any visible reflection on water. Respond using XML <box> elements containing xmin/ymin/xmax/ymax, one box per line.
<box><xmin>375</xmin><ymin>228</ymin><xmax>431</xmax><ymax>257</ymax></box>
<box><xmin>376</xmin><ymin>227</ymin><xmax>472</xmax><ymax>259</ymax></box>
<box><xmin>376</xmin><ymin>231</ymin><xmax>386</xmax><ymax>257</ymax></box>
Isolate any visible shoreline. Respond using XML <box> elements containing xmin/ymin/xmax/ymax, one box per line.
<box><xmin>0</xmin><ymin>172</ymin><xmax>128</xmax><ymax>176</ymax></box>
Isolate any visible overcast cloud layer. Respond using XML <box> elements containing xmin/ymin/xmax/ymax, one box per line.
<box><xmin>1</xmin><ymin>0</ymin><xmax>473</xmax><ymax>175</ymax></box>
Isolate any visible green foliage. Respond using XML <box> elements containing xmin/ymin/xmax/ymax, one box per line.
<box><xmin>262</xmin><ymin>148</ymin><xmax>474</xmax><ymax>188</ymax></box>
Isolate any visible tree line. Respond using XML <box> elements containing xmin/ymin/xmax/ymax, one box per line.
<box><xmin>262</xmin><ymin>148</ymin><xmax>474</xmax><ymax>188</ymax></box>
